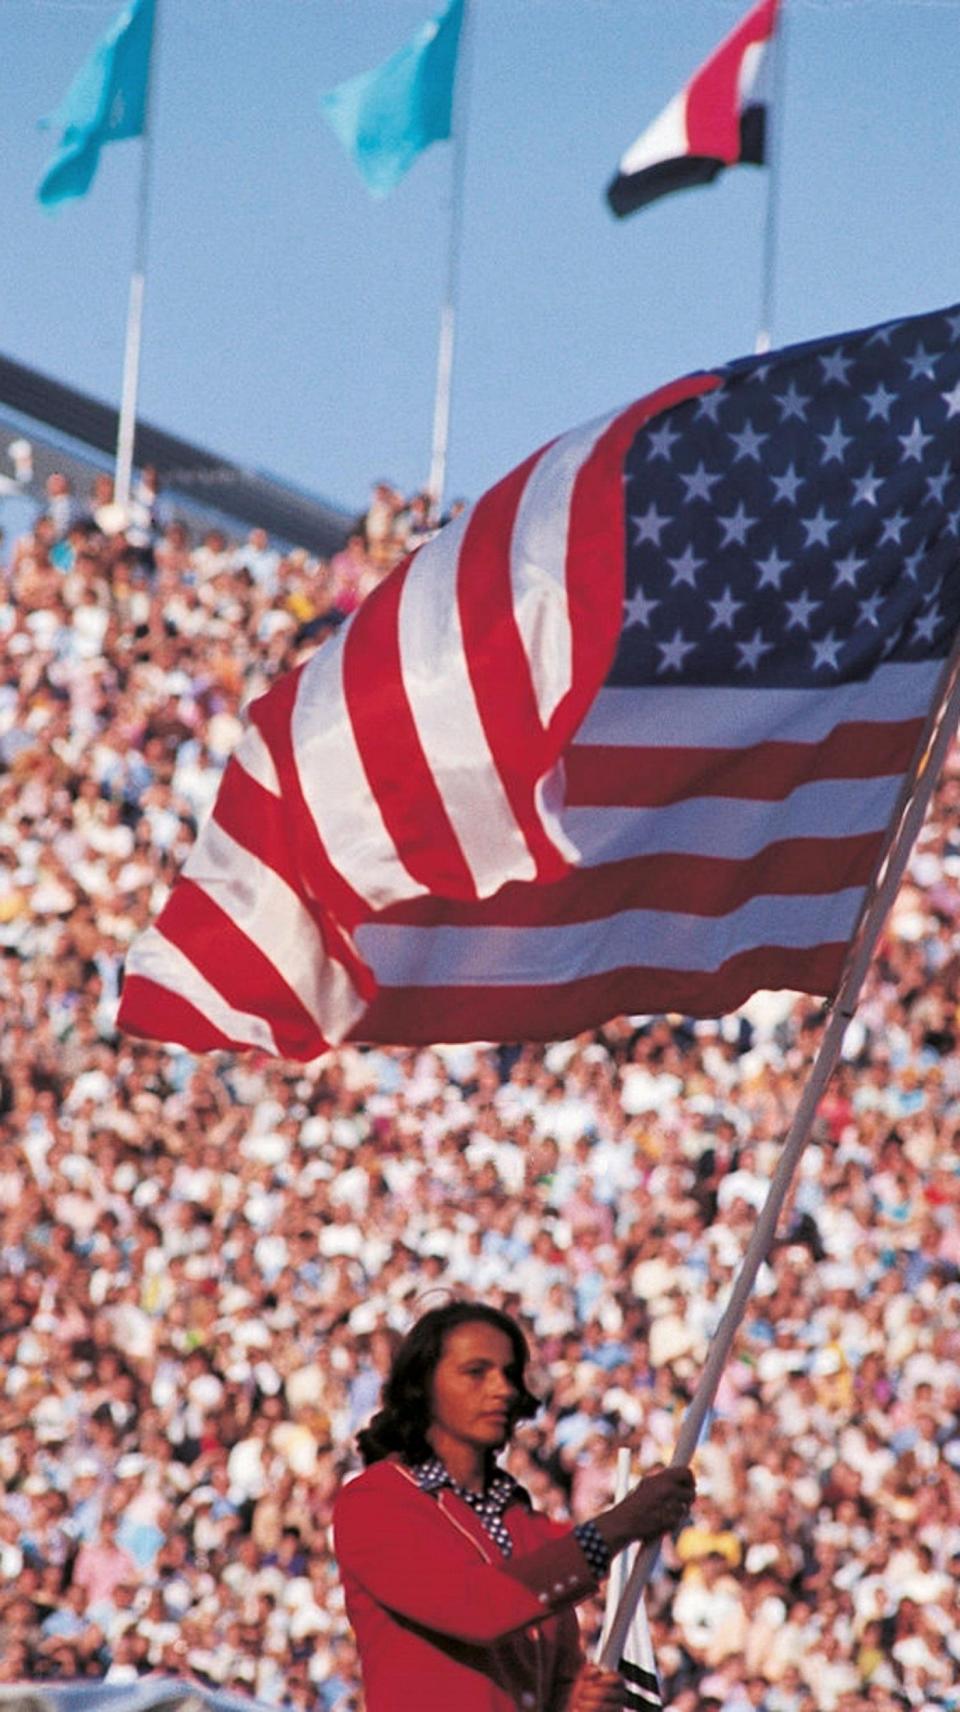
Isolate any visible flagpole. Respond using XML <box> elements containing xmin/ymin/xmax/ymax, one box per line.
<box><xmin>755</xmin><ymin>0</ymin><xmax>787</xmax><ymax>355</ymax></box>
<box><xmin>600</xmin><ymin>634</ymin><xmax>960</xmax><ymax>1671</ymax></box>
<box><xmin>114</xmin><ymin>0</ymin><xmax>160</xmax><ymax>518</ymax></box>
<box><xmin>426</xmin><ymin>0</ymin><xmax>472</xmax><ymax>516</ymax></box>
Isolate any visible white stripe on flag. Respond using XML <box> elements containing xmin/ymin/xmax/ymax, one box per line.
<box><xmin>575</xmin><ymin>660</ymin><xmax>943</xmax><ymax>748</ymax></box>
<box><xmin>509</xmin><ymin>410</ymin><xmax>620</xmax><ymax>725</ymax></box>
<box><xmin>357</xmin><ymin>885</ymin><xmax>865</xmax><ymax>988</ymax></box>
<box><xmin>129</xmin><ymin>927</ymin><xmax>280</xmax><ymax>1055</ymax></box>
<box><xmin>563</xmin><ymin>773</ymin><xmax>903</xmax><ymax>862</ymax></box>
<box><xmin>292</xmin><ymin>619</ymin><xmax>428</xmax><ymax>912</ymax></box>
<box><xmin>184</xmin><ymin>820</ymin><xmax>365</xmax><ymax>1036</ymax></box>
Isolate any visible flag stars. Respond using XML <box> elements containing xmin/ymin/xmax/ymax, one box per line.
<box><xmin>785</xmin><ymin>591</ymin><xmax>820</xmax><ymax>631</ymax></box>
<box><xmin>775</xmin><ymin>381</ymin><xmax>810</xmax><ymax>422</ymax></box>
<box><xmin>667</xmin><ymin>546</ymin><xmax>704</xmax><ymax>588</ymax></box>
<box><xmin>680</xmin><ymin>461</ymin><xmax>722</xmax><ymax>503</ymax></box>
<box><xmin>770</xmin><ymin>463</ymin><xmax>804</xmax><ymax>505</ymax></box>
<box><xmin>879</xmin><ymin>509</ymin><xmax>908</xmax><ymax>545</ymax></box>
<box><xmin>656</xmin><ymin>629</ymin><xmax>697</xmax><ymax>674</ymax></box>
<box><xmin>708</xmin><ymin>587</ymin><xmax>743</xmax><ymax>630</ymax></box>
<box><xmin>717</xmin><ymin>502</ymin><xmax>755</xmax><ymax>547</ymax></box>
<box><xmin>833</xmin><ymin>551</ymin><xmax>865</xmax><ymax>589</ymax></box>
<box><xmin>811</xmin><ymin>630</ymin><xmax>843</xmax><ymax>672</ymax></box>
<box><xmin>857</xmin><ymin>592</ymin><xmax>884</xmax><ymax>627</ymax></box>
<box><xmin>864</xmin><ymin>382</ymin><xmax>897</xmax><ymax>423</ymax></box>
<box><xmin>729</xmin><ymin>422</ymin><xmax>768</xmax><ymax>462</ymax></box>
<box><xmin>913</xmin><ymin>603</ymin><xmax>941</xmax><ymax>644</ymax></box>
<box><xmin>898</xmin><ymin>418</ymin><xmax>934</xmax><ymax>462</ymax></box>
<box><xmin>646</xmin><ymin>419</ymin><xmax>682</xmax><ymax>460</ymax></box>
<box><xmin>851</xmin><ymin>465</ymin><xmax>882</xmax><ymax>506</ymax></box>
<box><xmin>941</xmin><ymin>380</ymin><xmax>960</xmax><ymax>419</ymax></box>
<box><xmin>695</xmin><ymin>389</ymin><xmax>724</xmax><ymax>423</ymax></box>
<box><xmin>800</xmin><ymin>506</ymin><xmax>836</xmax><ymax>548</ymax></box>
<box><xmin>754</xmin><ymin>547</ymin><xmax>791</xmax><ymax>590</ymax></box>
<box><xmin>735</xmin><ymin>629</ymin><xmax>774</xmax><ymax>673</ymax></box>
<box><xmin>905</xmin><ymin>344</ymin><xmax>937</xmax><ymax>381</ymax></box>
<box><xmin>926</xmin><ymin>465</ymin><xmax>951</xmax><ymax>505</ymax></box>
<box><xmin>624</xmin><ymin>587</ymin><xmax>659</xmax><ymax>628</ymax></box>
<box><xmin>631</xmin><ymin>503</ymin><xmax>670</xmax><ymax>546</ymax></box>
<box><xmin>820</xmin><ymin>350</ymin><xmax>855</xmax><ymax>386</ymax></box>
<box><xmin>819</xmin><ymin>420</ymin><xmax>853</xmax><ymax>463</ymax></box>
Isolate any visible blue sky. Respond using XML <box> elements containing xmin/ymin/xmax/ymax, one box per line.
<box><xmin>2</xmin><ymin>0</ymin><xmax>959</xmax><ymax>519</ymax></box>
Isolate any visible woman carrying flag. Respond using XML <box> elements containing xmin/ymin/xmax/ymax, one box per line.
<box><xmin>334</xmin><ymin>1301</ymin><xmax>694</xmax><ymax>1710</ymax></box>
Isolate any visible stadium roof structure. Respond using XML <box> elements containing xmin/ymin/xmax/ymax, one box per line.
<box><xmin>0</xmin><ymin>350</ymin><xmax>356</xmax><ymax>557</ymax></box>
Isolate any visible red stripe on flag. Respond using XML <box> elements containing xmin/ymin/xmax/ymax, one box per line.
<box><xmin>685</xmin><ymin>0</ymin><xmax>777</xmax><ymax>163</ymax></box>
<box><xmin>154</xmin><ymin>879</ymin><xmax>327</xmax><ymax>1060</ymax></box>
<box><xmin>343</xmin><ymin>558</ymin><xmax>478</xmax><ymax>899</ymax></box>
<box><xmin>457</xmin><ymin>446</ymin><xmax>569</xmax><ymax>883</ymax></box>
<box><xmin>212</xmin><ymin>757</ymin><xmax>302</xmax><ymax>892</ymax></box>
<box><xmin>565</xmin><ymin>719</ymin><xmax>925</xmax><ymax>808</ymax></box>
<box><xmin>375</xmin><ymin>832</ymin><xmax>882</xmax><ymax>928</ymax></box>
<box><xmin>118</xmin><ymin>975</ymin><xmax>238</xmax><ymax>1054</ymax></box>
<box><xmin>249</xmin><ymin>665</ymin><xmax>369</xmax><ymax>933</ymax></box>
<box><xmin>351</xmin><ymin>941</ymin><xmax>847</xmax><ymax>1044</ymax></box>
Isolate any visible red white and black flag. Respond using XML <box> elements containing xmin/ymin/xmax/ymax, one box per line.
<box><xmin>607</xmin><ymin>0</ymin><xmax>779</xmax><ymax>219</ymax></box>
<box><xmin>118</xmin><ymin>301</ymin><xmax>960</xmax><ymax>1060</ymax></box>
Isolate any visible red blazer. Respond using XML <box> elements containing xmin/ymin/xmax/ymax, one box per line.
<box><xmin>333</xmin><ymin>1459</ymin><xmax>601</xmax><ymax>1711</ymax></box>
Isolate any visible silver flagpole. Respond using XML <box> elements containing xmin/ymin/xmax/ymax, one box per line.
<box><xmin>426</xmin><ymin>0</ymin><xmax>473</xmax><ymax>516</ymax></box>
<box><xmin>600</xmin><ymin>631</ymin><xmax>960</xmax><ymax>1671</ymax></box>
<box><xmin>114</xmin><ymin>0</ymin><xmax>160</xmax><ymax>518</ymax></box>
<box><xmin>755</xmin><ymin>0</ymin><xmax>787</xmax><ymax>355</ymax></box>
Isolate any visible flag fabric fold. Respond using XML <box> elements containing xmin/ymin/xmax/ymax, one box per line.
<box><xmin>607</xmin><ymin>0</ymin><xmax>778</xmax><ymax>218</ymax></box>
<box><xmin>118</xmin><ymin>301</ymin><xmax>960</xmax><ymax>1059</ymax></box>
<box><xmin>320</xmin><ymin>0</ymin><xmax>464</xmax><ymax>197</ymax></box>
<box><xmin>37</xmin><ymin>0</ymin><xmax>155</xmax><ymax>209</ymax></box>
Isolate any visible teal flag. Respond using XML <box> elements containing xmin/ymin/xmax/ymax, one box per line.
<box><xmin>37</xmin><ymin>0</ymin><xmax>155</xmax><ymax>209</ymax></box>
<box><xmin>320</xmin><ymin>0</ymin><xmax>464</xmax><ymax>197</ymax></box>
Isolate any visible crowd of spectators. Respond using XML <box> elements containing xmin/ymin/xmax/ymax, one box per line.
<box><xmin>0</xmin><ymin>460</ymin><xmax>958</xmax><ymax>1712</ymax></box>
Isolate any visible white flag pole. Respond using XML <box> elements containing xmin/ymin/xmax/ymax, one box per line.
<box><xmin>599</xmin><ymin>1446</ymin><xmax>633</xmax><ymax>1657</ymax></box>
<box><xmin>426</xmin><ymin>0</ymin><xmax>472</xmax><ymax>516</ymax></box>
<box><xmin>114</xmin><ymin>0</ymin><xmax>160</xmax><ymax>518</ymax></box>
<box><xmin>755</xmin><ymin>0</ymin><xmax>787</xmax><ymax>355</ymax></box>
<box><xmin>600</xmin><ymin>634</ymin><xmax>960</xmax><ymax>1671</ymax></box>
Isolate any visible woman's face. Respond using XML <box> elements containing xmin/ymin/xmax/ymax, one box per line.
<box><xmin>427</xmin><ymin>1322</ymin><xmax>521</xmax><ymax>1460</ymax></box>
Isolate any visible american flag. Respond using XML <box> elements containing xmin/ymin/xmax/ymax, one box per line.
<box><xmin>118</xmin><ymin>303</ymin><xmax>960</xmax><ymax>1059</ymax></box>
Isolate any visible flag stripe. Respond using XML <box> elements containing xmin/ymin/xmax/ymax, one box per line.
<box><xmin>565</xmin><ymin>772</ymin><xmax>902</xmax><ymax>863</ymax></box>
<box><xmin>685</xmin><ymin>0</ymin><xmax>777</xmax><ymax>162</ymax></box>
<box><xmin>255</xmin><ymin>663</ymin><xmax>371</xmax><ymax>933</ymax></box>
<box><xmin>457</xmin><ymin>446</ymin><xmax>570</xmax><ymax>884</ymax></box>
<box><xmin>399</xmin><ymin>508</ymin><xmax>539</xmax><ymax>894</ymax></box>
<box><xmin>621</xmin><ymin>1661</ymin><xmax>659</xmax><ymax>1693</ymax></box>
<box><xmin>565</xmin><ymin>718</ymin><xmax>925</xmax><ymax>808</ymax></box>
<box><xmin>351</xmin><ymin>943</ymin><xmax>848</xmax><ymax>1044</ymax></box>
<box><xmin>342</xmin><ymin>554</ymin><xmax>475</xmax><ymax>899</ymax></box>
<box><xmin>356</xmin><ymin>886</ymin><xmax>864</xmax><ymax>989</ymax></box>
<box><xmin>184</xmin><ymin>820</ymin><xmax>364</xmax><ymax>1044</ymax></box>
<box><xmin>375</xmin><ymin>833</ymin><xmax>882</xmax><ymax>929</ymax></box>
<box><xmin>119</xmin><ymin>968</ymin><xmax>250</xmax><ymax>1056</ymax></box>
<box><xmin>156</xmin><ymin>878</ymin><xmax>327</xmax><ymax>1061</ymax></box>
<box><xmin>578</xmin><ymin>661</ymin><xmax>943</xmax><ymax>747</ymax></box>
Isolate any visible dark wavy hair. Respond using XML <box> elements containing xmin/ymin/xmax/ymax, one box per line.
<box><xmin>356</xmin><ymin>1301</ymin><xmax>540</xmax><ymax>1467</ymax></box>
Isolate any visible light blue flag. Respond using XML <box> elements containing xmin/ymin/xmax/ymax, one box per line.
<box><xmin>37</xmin><ymin>0</ymin><xmax>155</xmax><ymax>209</ymax></box>
<box><xmin>320</xmin><ymin>0</ymin><xmax>464</xmax><ymax>197</ymax></box>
